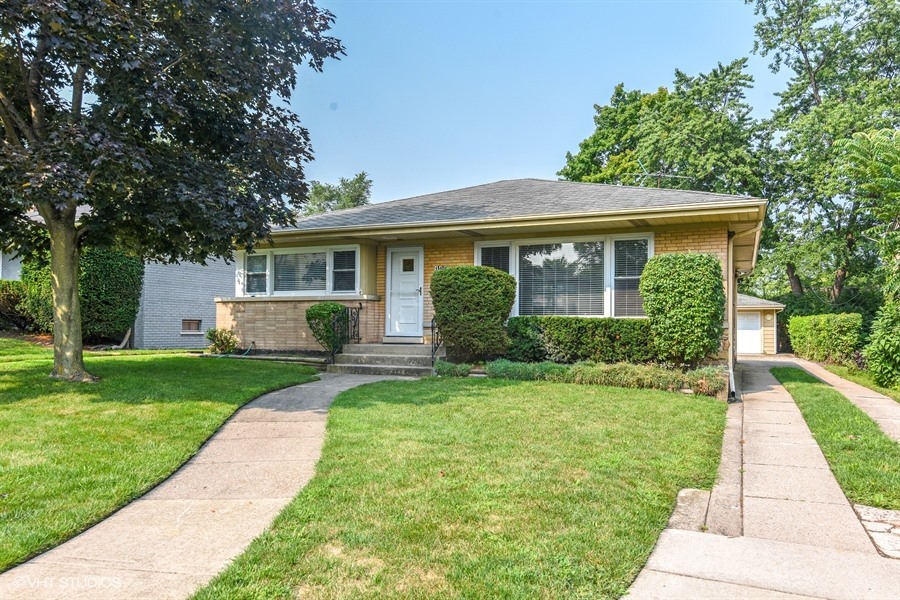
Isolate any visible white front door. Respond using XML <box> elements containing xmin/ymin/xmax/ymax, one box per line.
<box><xmin>737</xmin><ymin>312</ymin><xmax>762</xmax><ymax>354</ymax></box>
<box><xmin>387</xmin><ymin>248</ymin><xmax>423</xmax><ymax>336</ymax></box>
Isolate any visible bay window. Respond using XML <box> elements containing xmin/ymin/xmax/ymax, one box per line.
<box><xmin>477</xmin><ymin>235</ymin><xmax>652</xmax><ymax>318</ymax></box>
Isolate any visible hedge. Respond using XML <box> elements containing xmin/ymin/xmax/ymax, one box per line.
<box><xmin>788</xmin><ymin>313</ymin><xmax>862</xmax><ymax>365</ymax></box>
<box><xmin>431</xmin><ymin>266</ymin><xmax>516</xmax><ymax>363</ymax></box>
<box><xmin>0</xmin><ymin>281</ymin><xmax>32</xmax><ymax>330</ymax></box>
<box><xmin>19</xmin><ymin>248</ymin><xmax>144</xmax><ymax>341</ymax></box>
<box><xmin>483</xmin><ymin>359</ymin><xmax>728</xmax><ymax>397</ymax></box>
<box><xmin>639</xmin><ymin>253</ymin><xmax>725</xmax><ymax>366</ymax></box>
<box><xmin>863</xmin><ymin>304</ymin><xmax>900</xmax><ymax>388</ymax></box>
<box><xmin>506</xmin><ymin>316</ymin><xmax>655</xmax><ymax>364</ymax></box>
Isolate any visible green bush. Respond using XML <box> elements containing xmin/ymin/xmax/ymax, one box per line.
<box><xmin>305</xmin><ymin>301</ymin><xmax>346</xmax><ymax>353</ymax></box>
<box><xmin>484</xmin><ymin>359</ymin><xmax>570</xmax><ymax>381</ymax></box>
<box><xmin>864</xmin><ymin>303</ymin><xmax>900</xmax><ymax>388</ymax></box>
<box><xmin>788</xmin><ymin>313</ymin><xmax>862</xmax><ymax>364</ymax></box>
<box><xmin>506</xmin><ymin>316</ymin><xmax>655</xmax><ymax>364</ymax></box>
<box><xmin>431</xmin><ymin>266</ymin><xmax>516</xmax><ymax>363</ymax></box>
<box><xmin>19</xmin><ymin>248</ymin><xmax>144</xmax><ymax>340</ymax></box>
<box><xmin>0</xmin><ymin>281</ymin><xmax>32</xmax><ymax>330</ymax></box>
<box><xmin>639</xmin><ymin>253</ymin><xmax>725</xmax><ymax>366</ymax></box>
<box><xmin>205</xmin><ymin>328</ymin><xmax>239</xmax><ymax>354</ymax></box>
<box><xmin>433</xmin><ymin>360</ymin><xmax>473</xmax><ymax>377</ymax></box>
<box><xmin>483</xmin><ymin>359</ymin><xmax>727</xmax><ymax>396</ymax></box>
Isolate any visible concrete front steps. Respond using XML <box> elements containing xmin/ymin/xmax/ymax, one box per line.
<box><xmin>326</xmin><ymin>343</ymin><xmax>439</xmax><ymax>377</ymax></box>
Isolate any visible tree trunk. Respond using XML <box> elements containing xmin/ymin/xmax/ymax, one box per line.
<box><xmin>786</xmin><ymin>262</ymin><xmax>804</xmax><ymax>296</ymax></box>
<box><xmin>47</xmin><ymin>222</ymin><xmax>94</xmax><ymax>381</ymax></box>
<box><xmin>832</xmin><ymin>267</ymin><xmax>847</xmax><ymax>301</ymax></box>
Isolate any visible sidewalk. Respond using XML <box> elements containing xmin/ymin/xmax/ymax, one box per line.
<box><xmin>0</xmin><ymin>374</ymin><xmax>395</xmax><ymax>600</ymax></box>
<box><xmin>627</xmin><ymin>359</ymin><xmax>900</xmax><ymax>599</ymax></box>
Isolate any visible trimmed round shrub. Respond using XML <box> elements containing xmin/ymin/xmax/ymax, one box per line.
<box><xmin>788</xmin><ymin>313</ymin><xmax>862</xmax><ymax>365</ymax></box>
<box><xmin>206</xmin><ymin>328</ymin><xmax>239</xmax><ymax>354</ymax></box>
<box><xmin>19</xmin><ymin>248</ymin><xmax>144</xmax><ymax>341</ymax></box>
<box><xmin>864</xmin><ymin>303</ymin><xmax>900</xmax><ymax>388</ymax></box>
<box><xmin>639</xmin><ymin>253</ymin><xmax>725</xmax><ymax>366</ymax></box>
<box><xmin>431</xmin><ymin>266</ymin><xmax>516</xmax><ymax>363</ymax></box>
<box><xmin>305</xmin><ymin>301</ymin><xmax>346</xmax><ymax>353</ymax></box>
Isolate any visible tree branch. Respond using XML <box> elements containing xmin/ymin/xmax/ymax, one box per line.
<box><xmin>26</xmin><ymin>27</ymin><xmax>50</xmax><ymax>140</ymax></box>
<box><xmin>72</xmin><ymin>64</ymin><xmax>87</xmax><ymax>116</ymax></box>
<box><xmin>0</xmin><ymin>102</ymin><xmax>25</xmax><ymax>149</ymax></box>
<box><xmin>0</xmin><ymin>85</ymin><xmax>35</xmax><ymax>144</ymax></box>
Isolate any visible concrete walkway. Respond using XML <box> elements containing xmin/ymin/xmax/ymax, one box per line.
<box><xmin>0</xmin><ymin>374</ymin><xmax>395</xmax><ymax>600</ymax></box>
<box><xmin>628</xmin><ymin>359</ymin><xmax>900</xmax><ymax>599</ymax></box>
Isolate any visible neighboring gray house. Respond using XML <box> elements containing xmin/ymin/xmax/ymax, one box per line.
<box><xmin>133</xmin><ymin>260</ymin><xmax>234</xmax><ymax>349</ymax></box>
<box><xmin>0</xmin><ymin>249</ymin><xmax>232</xmax><ymax>349</ymax></box>
<box><xmin>0</xmin><ymin>250</ymin><xmax>22</xmax><ymax>281</ymax></box>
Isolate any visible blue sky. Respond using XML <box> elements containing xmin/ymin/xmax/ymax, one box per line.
<box><xmin>292</xmin><ymin>0</ymin><xmax>786</xmax><ymax>202</ymax></box>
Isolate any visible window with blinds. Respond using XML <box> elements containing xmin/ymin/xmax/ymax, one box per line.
<box><xmin>274</xmin><ymin>252</ymin><xmax>326</xmax><ymax>292</ymax></box>
<box><xmin>332</xmin><ymin>250</ymin><xmax>357</xmax><ymax>292</ymax></box>
<box><xmin>480</xmin><ymin>246</ymin><xmax>511</xmax><ymax>273</ymax></box>
<box><xmin>245</xmin><ymin>254</ymin><xmax>267</xmax><ymax>294</ymax></box>
<box><xmin>518</xmin><ymin>242</ymin><xmax>604</xmax><ymax>316</ymax></box>
<box><xmin>614</xmin><ymin>239</ymin><xmax>648</xmax><ymax>316</ymax></box>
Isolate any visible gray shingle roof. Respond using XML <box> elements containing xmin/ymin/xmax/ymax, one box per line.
<box><xmin>281</xmin><ymin>179</ymin><xmax>764</xmax><ymax>232</ymax></box>
<box><xmin>737</xmin><ymin>293</ymin><xmax>785</xmax><ymax>309</ymax></box>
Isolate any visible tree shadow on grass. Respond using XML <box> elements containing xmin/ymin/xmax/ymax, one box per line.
<box><xmin>770</xmin><ymin>366</ymin><xmax>823</xmax><ymax>386</ymax></box>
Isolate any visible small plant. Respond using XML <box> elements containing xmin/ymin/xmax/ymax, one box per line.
<box><xmin>639</xmin><ymin>253</ymin><xmax>725</xmax><ymax>366</ymax></box>
<box><xmin>434</xmin><ymin>360</ymin><xmax>473</xmax><ymax>377</ymax></box>
<box><xmin>305</xmin><ymin>301</ymin><xmax>346</xmax><ymax>353</ymax></box>
<box><xmin>431</xmin><ymin>266</ymin><xmax>516</xmax><ymax>363</ymax></box>
<box><xmin>206</xmin><ymin>328</ymin><xmax>239</xmax><ymax>354</ymax></box>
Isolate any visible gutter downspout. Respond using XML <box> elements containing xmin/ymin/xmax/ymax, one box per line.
<box><xmin>727</xmin><ymin>221</ymin><xmax>764</xmax><ymax>401</ymax></box>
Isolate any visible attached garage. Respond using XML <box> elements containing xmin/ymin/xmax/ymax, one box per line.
<box><xmin>736</xmin><ymin>294</ymin><xmax>784</xmax><ymax>355</ymax></box>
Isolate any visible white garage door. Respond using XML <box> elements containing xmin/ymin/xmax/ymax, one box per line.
<box><xmin>737</xmin><ymin>312</ymin><xmax>762</xmax><ymax>354</ymax></box>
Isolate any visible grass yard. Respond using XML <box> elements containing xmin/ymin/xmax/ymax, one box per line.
<box><xmin>772</xmin><ymin>367</ymin><xmax>900</xmax><ymax>509</ymax></box>
<box><xmin>824</xmin><ymin>364</ymin><xmax>900</xmax><ymax>403</ymax></box>
<box><xmin>0</xmin><ymin>338</ymin><xmax>317</xmax><ymax>571</ymax></box>
<box><xmin>195</xmin><ymin>377</ymin><xmax>726</xmax><ymax>600</ymax></box>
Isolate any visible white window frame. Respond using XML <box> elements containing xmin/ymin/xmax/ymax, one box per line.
<box><xmin>475</xmin><ymin>233</ymin><xmax>654</xmax><ymax>318</ymax></box>
<box><xmin>236</xmin><ymin>245</ymin><xmax>361</xmax><ymax>297</ymax></box>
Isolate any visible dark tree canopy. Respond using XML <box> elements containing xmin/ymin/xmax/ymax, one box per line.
<box><xmin>0</xmin><ymin>1</ymin><xmax>343</xmax><ymax>379</ymax></box>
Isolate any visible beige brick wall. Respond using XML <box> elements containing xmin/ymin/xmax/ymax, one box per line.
<box><xmin>423</xmin><ymin>241</ymin><xmax>474</xmax><ymax>324</ymax></box>
<box><xmin>216</xmin><ymin>298</ymin><xmax>382</xmax><ymax>351</ymax></box>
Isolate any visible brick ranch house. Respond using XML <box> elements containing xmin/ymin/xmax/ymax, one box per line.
<box><xmin>216</xmin><ymin>179</ymin><xmax>767</xmax><ymax>368</ymax></box>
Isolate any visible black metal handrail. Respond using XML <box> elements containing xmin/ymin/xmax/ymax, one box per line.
<box><xmin>329</xmin><ymin>303</ymin><xmax>363</xmax><ymax>364</ymax></box>
<box><xmin>431</xmin><ymin>317</ymin><xmax>443</xmax><ymax>367</ymax></box>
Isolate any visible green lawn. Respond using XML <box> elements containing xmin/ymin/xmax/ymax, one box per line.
<box><xmin>0</xmin><ymin>338</ymin><xmax>318</xmax><ymax>571</ymax></box>
<box><xmin>824</xmin><ymin>364</ymin><xmax>900</xmax><ymax>403</ymax></box>
<box><xmin>772</xmin><ymin>367</ymin><xmax>900</xmax><ymax>509</ymax></box>
<box><xmin>195</xmin><ymin>378</ymin><xmax>726</xmax><ymax>600</ymax></box>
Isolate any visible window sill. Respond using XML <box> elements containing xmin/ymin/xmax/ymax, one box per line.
<box><xmin>216</xmin><ymin>294</ymin><xmax>381</xmax><ymax>303</ymax></box>
<box><xmin>180</xmin><ymin>331</ymin><xmax>205</xmax><ymax>336</ymax></box>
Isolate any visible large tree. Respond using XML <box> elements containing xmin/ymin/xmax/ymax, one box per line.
<box><xmin>559</xmin><ymin>59</ymin><xmax>762</xmax><ymax>196</ymax></box>
<box><xmin>746</xmin><ymin>0</ymin><xmax>899</xmax><ymax>300</ymax></box>
<box><xmin>300</xmin><ymin>171</ymin><xmax>372</xmax><ymax>216</ymax></box>
<box><xmin>0</xmin><ymin>1</ymin><xmax>343</xmax><ymax>380</ymax></box>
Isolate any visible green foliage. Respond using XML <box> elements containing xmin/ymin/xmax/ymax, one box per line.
<box><xmin>19</xmin><ymin>248</ymin><xmax>144</xmax><ymax>340</ymax></box>
<box><xmin>301</xmin><ymin>172</ymin><xmax>373</xmax><ymax>216</ymax></box>
<box><xmin>506</xmin><ymin>316</ymin><xmax>655</xmax><ymax>364</ymax></box>
<box><xmin>484</xmin><ymin>359</ymin><xmax>569</xmax><ymax>381</ymax></box>
<box><xmin>788</xmin><ymin>313</ymin><xmax>862</xmax><ymax>364</ymax></box>
<box><xmin>0</xmin><ymin>281</ymin><xmax>32</xmax><ymax>330</ymax></box>
<box><xmin>205</xmin><ymin>328</ymin><xmax>239</xmax><ymax>355</ymax></box>
<box><xmin>431</xmin><ymin>266</ymin><xmax>516</xmax><ymax>363</ymax></box>
<box><xmin>559</xmin><ymin>60</ymin><xmax>761</xmax><ymax>196</ymax></box>
<box><xmin>305</xmin><ymin>302</ymin><xmax>346</xmax><ymax>353</ymax></box>
<box><xmin>639</xmin><ymin>253</ymin><xmax>725</xmax><ymax>366</ymax></box>
<box><xmin>433</xmin><ymin>360</ymin><xmax>473</xmax><ymax>377</ymax></box>
<box><xmin>864</xmin><ymin>303</ymin><xmax>900</xmax><ymax>389</ymax></box>
<box><xmin>483</xmin><ymin>359</ymin><xmax>728</xmax><ymax>396</ymax></box>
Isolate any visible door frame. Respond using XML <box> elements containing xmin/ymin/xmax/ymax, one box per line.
<box><xmin>737</xmin><ymin>310</ymin><xmax>763</xmax><ymax>354</ymax></box>
<box><xmin>385</xmin><ymin>246</ymin><xmax>425</xmax><ymax>337</ymax></box>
